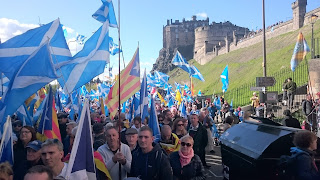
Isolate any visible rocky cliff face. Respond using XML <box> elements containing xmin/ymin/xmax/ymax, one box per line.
<box><xmin>151</xmin><ymin>45</ymin><xmax>194</xmax><ymax>74</ymax></box>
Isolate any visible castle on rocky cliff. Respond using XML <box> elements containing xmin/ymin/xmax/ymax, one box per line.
<box><xmin>152</xmin><ymin>0</ymin><xmax>319</xmax><ymax>73</ymax></box>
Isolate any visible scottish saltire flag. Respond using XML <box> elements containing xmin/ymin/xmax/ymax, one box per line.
<box><xmin>121</xmin><ymin>102</ymin><xmax>127</xmax><ymax>113</ymax></box>
<box><xmin>191</xmin><ymin>65</ymin><xmax>205</xmax><ymax>82</ymax></box>
<box><xmin>55</xmin><ymin>90</ymin><xmax>63</xmax><ymax>112</ymax></box>
<box><xmin>147</xmin><ymin>74</ymin><xmax>157</xmax><ymax>86</ymax></box>
<box><xmin>0</xmin><ymin>116</ymin><xmax>13</xmax><ymax>165</ymax></box>
<box><xmin>214</xmin><ymin>96</ymin><xmax>221</xmax><ymax>110</ymax></box>
<box><xmin>57</xmin><ymin>21</ymin><xmax>110</xmax><ymax>94</ymax></box>
<box><xmin>291</xmin><ymin>32</ymin><xmax>310</xmax><ymax>71</ymax></box>
<box><xmin>16</xmin><ymin>104</ymin><xmax>33</xmax><ymax>126</ymax></box>
<box><xmin>197</xmin><ymin>90</ymin><xmax>202</xmax><ymax>96</ymax></box>
<box><xmin>80</xmin><ymin>85</ymin><xmax>89</xmax><ymax>97</ymax></box>
<box><xmin>133</xmin><ymin>93</ymin><xmax>140</xmax><ymax>118</ymax></box>
<box><xmin>76</xmin><ymin>33</ymin><xmax>87</xmax><ymax>45</ymax></box>
<box><xmin>167</xmin><ymin>96</ymin><xmax>174</xmax><ymax>108</ymax></box>
<box><xmin>175</xmin><ymin>82</ymin><xmax>180</xmax><ymax>91</ymax></box>
<box><xmin>65</xmin><ymin>100</ymin><xmax>96</xmax><ymax>180</ymax></box>
<box><xmin>172</xmin><ymin>50</ymin><xmax>194</xmax><ymax>75</ymax></box>
<box><xmin>0</xmin><ymin>74</ymin><xmax>9</xmax><ymax>97</ymax></box>
<box><xmin>92</xmin><ymin>0</ymin><xmax>118</xmax><ymax>28</ymax></box>
<box><xmin>0</xmin><ymin>42</ymin><xmax>58</xmax><ymax>128</ymax></box>
<box><xmin>220</xmin><ymin>65</ymin><xmax>229</xmax><ymax>92</ymax></box>
<box><xmin>37</xmin><ymin>87</ymin><xmax>61</xmax><ymax>141</ymax></box>
<box><xmin>149</xmin><ymin>95</ymin><xmax>160</xmax><ymax>141</ymax></box>
<box><xmin>106</xmin><ymin>47</ymin><xmax>141</xmax><ymax>118</ymax></box>
<box><xmin>154</xmin><ymin>71</ymin><xmax>169</xmax><ymax>87</ymax></box>
<box><xmin>137</xmin><ymin>70</ymin><xmax>149</xmax><ymax>122</ymax></box>
<box><xmin>98</xmin><ymin>83</ymin><xmax>110</xmax><ymax>97</ymax></box>
<box><xmin>109</xmin><ymin>37</ymin><xmax>122</xmax><ymax>55</ymax></box>
<box><xmin>0</xmin><ymin>19</ymin><xmax>71</xmax><ymax>80</ymax></box>
<box><xmin>184</xmin><ymin>84</ymin><xmax>189</xmax><ymax>91</ymax></box>
<box><xmin>179</xmin><ymin>101</ymin><xmax>187</xmax><ymax>118</ymax></box>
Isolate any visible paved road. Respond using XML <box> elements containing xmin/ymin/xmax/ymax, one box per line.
<box><xmin>204</xmin><ymin>146</ymin><xmax>224</xmax><ymax>180</ymax></box>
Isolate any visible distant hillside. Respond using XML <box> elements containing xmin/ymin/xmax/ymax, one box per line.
<box><xmin>168</xmin><ymin>20</ymin><xmax>320</xmax><ymax>97</ymax></box>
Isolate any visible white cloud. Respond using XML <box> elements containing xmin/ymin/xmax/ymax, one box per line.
<box><xmin>196</xmin><ymin>12</ymin><xmax>208</xmax><ymax>19</ymax></box>
<box><xmin>0</xmin><ymin>18</ymin><xmax>38</xmax><ymax>42</ymax></box>
<box><xmin>67</xmin><ymin>37</ymin><xmax>84</xmax><ymax>56</ymax></box>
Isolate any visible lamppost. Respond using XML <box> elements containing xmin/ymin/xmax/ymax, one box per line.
<box><xmin>309</xmin><ymin>14</ymin><xmax>318</xmax><ymax>59</ymax></box>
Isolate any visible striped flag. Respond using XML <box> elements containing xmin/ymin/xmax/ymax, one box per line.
<box><xmin>106</xmin><ymin>47</ymin><xmax>140</xmax><ymax>118</ymax></box>
<box><xmin>291</xmin><ymin>32</ymin><xmax>310</xmax><ymax>72</ymax></box>
<box><xmin>0</xmin><ymin>116</ymin><xmax>13</xmax><ymax>165</ymax></box>
<box><xmin>94</xmin><ymin>151</ymin><xmax>111</xmax><ymax>180</ymax></box>
<box><xmin>36</xmin><ymin>87</ymin><xmax>61</xmax><ymax>141</ymax></box>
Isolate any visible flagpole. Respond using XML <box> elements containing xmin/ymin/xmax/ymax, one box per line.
<box><xmin>1</xmin><ymin>73</ymin><xmax>3</xmax><ymax>96</ymax></box>
<box><xmin>117</xmin><ymin>0</ymin><xmax>122</xmax><ymax>180</ymax></box>
<box><xmin>0</xmin><ymin>116</ymin><xmax>10</xmax><ymax>156</ymax></box>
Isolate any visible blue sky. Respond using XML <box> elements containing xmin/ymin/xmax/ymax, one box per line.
<box><xmin>1</xmin><ymin>0</ymin><xmax>319</xmax><ymax>77</ymax></box>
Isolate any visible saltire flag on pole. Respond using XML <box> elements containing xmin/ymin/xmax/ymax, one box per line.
<box><xmin>109</xmin><ymin>37</ymin><xmax>122</xmax><ymax>56</ymax></box>
<box><xmin>137</xmin><ymin>69</ymin><xmax>149</xmax><ymax>122</ymax></box>
<box><xmin>191</xmin><ymin>65</ymin><xmax>205</xmax><ymax>82</ymax></box>
<box><xmin>92</xmin><ymin>0</ymin><xmax>118</xmax><ymax>28</ymax></box>
<box><xmin>36</xmin><ymin>87</ymin><xmax>61</xmax><ymax>142</ymax></box>
<box><xmin>76</xmin><ymin>33</ymin><xmax>87</xmax><ymax>45</ymax></box>
<box><xmin>0</xmin><ymin>19</ymin><xmax>71</xmax><ymax>81</ymax></box>
<box><xmin>171</xmin><ymin>50</ymin><xmax>194</xmax><ymax>75</ymax></box>
<box><xmin>220</xmin><ymin>65</ymin><xmax>229</xmax><ymax>93</ymax></box>
<box><xmin>65</xmin><ymin>99</ymin><xmax>96</xmax><ymax>180</ymax></box>
<box><xmin>106</xmin><ymin>47</ymin><xmax>141</xmax><ymax>119</ymax></box>
<box><xmin>149</xmin><ymin>95</ymin><xmax>160</xmax><ymax>141</ymax></box>
<box><xmin>0</xmin><ymin>42</ymin><xmax>58</xmax><ymax>129</ymax></box>
<box><xmin>290</xmin><ymin>32</ymin><xmax>310</xmax><ymax>72</ymax></box>
<box><xmin>56</xmin><ymin>20</ymin><xmax>111</xmax><ymax>94</ymax></box>
<box><xmin>16</xmin><ymin>104</ymin><xmax>33</xmax><ymax>126</ymax></box>
<box><xmin>0</xmin><ymin>116</ymin><xmax>13</xmax><ymax>165</ymax></box>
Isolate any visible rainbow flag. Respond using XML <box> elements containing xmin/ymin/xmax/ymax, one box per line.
<box><xmin>36</xmin><ymin>87</ymin><xmax>61</xmax><ymax>142</ymax></box>
<box><xmin>291</xmin><ymin>32</ymin><xmax>310</xmax><ymax>71</ymax></box>
<box><xmin>106</xmin><ymin>47</ymin><xmax>141</xmax><ymax>118</ymax></box>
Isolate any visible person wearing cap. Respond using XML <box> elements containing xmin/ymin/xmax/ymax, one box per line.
<box><xmin>12</xmin><ymin>120</ymin><xmax>22</xmax><ymax>138</ymax></box>
<box><xmin>125</xmin><ymin>128</ymin><xmax>139</xmax><ymax>154</ymax></box>
<box><xmin>93</xmin><ymin>123</ymin><xmax>106</xmax><ymax>151</ymax></box>
<box><xmin>13</xmin><ymin>140</ymin><xmax>44</xmax><ymax>180</ymax></box>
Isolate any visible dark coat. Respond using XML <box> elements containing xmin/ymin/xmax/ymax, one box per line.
<box><xmin>93</xmin><ymin>133</ymin><xmax>106</xmax><ymax>151</ymax></box>
<box><xmin>281</xmin><ymin>116</ymin><xmax>301</xmax><ymax>129</ymax></box>
<box><xmin>130</xmin><ymin>143</ymin><xmax>173</xmax><ymax>180</ymax></box>
<box><xmin>188</xmin><ymin>123</ymin><xmax>208</xmax><ymax>154</ymax></box>
<box><xmin>13</xmin><ymin>159</ymin><xmax>43</xmax><ymax>180</ymax></box>
<box><xmin>169</xmin><ymin>151</ymin><xmax>205</xmax><ymax>180</ymax></box>
<box><xmin>291</xmin><ymin>147</ymin><xmax>320</xmax><ymax>180</ymax></box>
<box><xmin>302</xmin><ymin>100</ymin><xmax>314</xmax><ymax>116</ymax></box>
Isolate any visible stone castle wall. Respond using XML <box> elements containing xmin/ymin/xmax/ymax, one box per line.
<box><xmin>194</xmin><ymin>3</ymin><xmax>320</xmax><ymax>65</ymax></box>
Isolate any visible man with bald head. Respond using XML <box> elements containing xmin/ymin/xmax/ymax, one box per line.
<box><xmin>159</xmin><ymin>125</ymin><xmax>180</xmax><ymax>155</ymax></box>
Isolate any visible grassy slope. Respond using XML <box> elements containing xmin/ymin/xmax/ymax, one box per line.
<box><xmin>168</xmin><ymin>21</ymin><xmax>320</xmax><ymax>97</ymax></box>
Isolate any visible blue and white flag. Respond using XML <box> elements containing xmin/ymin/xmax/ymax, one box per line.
<box><xmin>0</xmin><ymin>116</ymin><xmax>13</xmax><ymax>165</ymax></box>
<box><xmin>16</xmin><ymin>104</ymin><xmax>33</xmax><ymax>126</ymax></box>
<box><xmin>220</xmin><ymin>65</ymin><xmax>229</xmax><ymax>92</ymax></box>
<box><xmin>149</xmin><ymin>95</ymin><xmax>160</xmax><ymax>141</ymax></box>
<box><xmin>137</xmin><ymin>70</ymin><xmax>149</xmax><ymax>122</ymax></box>
<box><xmin>76</xmin><ymin>33</ymin><xmax>87</xmax><ymax>45</ymax></box>
<box><xmin>191</xmin><ymin>65</ymin><xmax>205</xmax><ymax>82</ymax></box>
<box><xmin>109</xmin><ymin>37</ymin><xmax>122</xmax><ymax>55</ymax></box>
<box><xmin>56</xmin><ymin>21</ymin><xmax>110</xmax><ymax>93</ymax></box>
<box><xmin>97</xmin><ymin>83</ymin><xmax>110</xmax><ymax>97</ymax></box>
<box><xmin>92</xmin><ymin>0</ymin><xmax>118</xmax><ymax>28</ymax></box>
<box><xmin>0</xmin><ymin>74</ymin><xmax>9</xmax><ymax>97</ymax></box>
<box><xmin>174</xmin><ymin>82</ymin><xmax>180</xmax><ymax>91</ymax></box>
<box><xmin>172</xmin><ymin>50</ymin><xmax>194</xmax><ymax>75</ymax></box>
<box><xmin>133</xmin><ymin>93</ymin><xmax>140</xmax><ymax>118</ymax></box>
<box><xmin>0</xmin><ymin>19</ymin><xmax>71</xmax><ymax>80</ymax></box>
<box><xmin>147</xmin><ymin>74</ymin><xmax>157</xmax><ymax>86</ymax></box>
<box><xmin>61</xmin><ymin>24</ymin><xmax>68</xmax><ymax>37</ymax></box>
<box><xmin>0</xmin><ymin>42</ymin><xmax>58</xmax><ymax>128</ymax></box>
<box><xmin>154</xmin><ymin>71</ymin><xmax>169</xmax><ymax>87</ymax></box>
<box><xmin>184</xmin><ymin>84</ymin><xmax>189</xmax><ymax>91</ymax></box>
<box><xmin>65</xmin><ymin>99</ymin><xmax>96</xmax><ymax>180</ymax></box>
<box><xmin>179</xmin><ymin>101</ymin><xmax>187</xmax><ymax>118</ymax></box>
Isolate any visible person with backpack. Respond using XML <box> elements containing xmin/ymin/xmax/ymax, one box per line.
<box><xmin>290</xmin><ymin>130</ymin><xmax>319</xmax><ymax>180</ymax></box>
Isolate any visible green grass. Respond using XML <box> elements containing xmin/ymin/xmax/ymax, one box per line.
<box><xmin>168</xmin><ymin>21</ymin><xmax>320</xmax><ymax>106</ymax></box>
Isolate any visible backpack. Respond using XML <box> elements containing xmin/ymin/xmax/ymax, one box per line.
<box><xmin>276</xmin><ymin>152</ymin><xmax>304</xmax><ymax>180</ymax></box>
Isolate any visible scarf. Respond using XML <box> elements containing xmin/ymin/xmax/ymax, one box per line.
<box><xmin>179</xmin><ymin>148</ymin><xmax>194</xmax><ymax>167</ymax></box>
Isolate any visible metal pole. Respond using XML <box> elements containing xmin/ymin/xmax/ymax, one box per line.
<box><xmin>262</xmin><ymin>0</ymin><xmax>267</xmax><ymax>118</ymax></box>
<box><xmin>117</xmin><ymin>1</ymin><xmax>122</xmax><ymax>180</ymax></box>
<box><xmin>311</xmin><ymin>23</ymin><xmax>314</xmax><ymax>59</ymax></box>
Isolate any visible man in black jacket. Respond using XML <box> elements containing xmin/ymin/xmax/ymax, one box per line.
<box><xmin>188</xmin><ymin>113</ymin><xmax>209</xmax><ymax>168</ymax></box>
<box><xmin>130</xmin><ymin>126</ymin><xmax>172</xmax><ymax>180</ymax></box>
<box><xmin>302</xmin><ymin>95</ymin><xmax>316</xmax><ymax>131</ymax></box>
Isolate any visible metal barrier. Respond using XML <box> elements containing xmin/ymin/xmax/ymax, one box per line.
<box><xmin>211</xmin><ymin>60</ymin><xmax>309</xmax><ymax>118</ymax></box>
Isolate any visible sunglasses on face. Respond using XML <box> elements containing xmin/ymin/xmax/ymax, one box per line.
<box><xmin>177</xmin><ymin>124</ymin><xmax>184</xmax><ymax>127</ymax></box>
<box><xmin>181</xmin><ymin>142</ymin><xmax>192</xmax><ymax>147</ymax></box>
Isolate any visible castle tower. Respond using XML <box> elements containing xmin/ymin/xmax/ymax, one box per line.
<box><xmin>292</xmin><ymin>0</ymin><xmax>307</xmax><ymax>30</ymax></box>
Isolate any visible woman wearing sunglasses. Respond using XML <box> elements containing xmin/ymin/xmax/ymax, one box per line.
<box><xmin>170</xmin><ymin>135</ymin><xmax>205</xmax><ymax>180</ymax></box>
<box><xmin>172</xmin><ymin>118</ymin><xmax>187</xmax><ymax>139</ymax></box>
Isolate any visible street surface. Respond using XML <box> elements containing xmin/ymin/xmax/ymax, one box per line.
<box><xmin>205</xmin><ymin>146</ymin><xmax>224</xmax><ymax>180</ymax></box>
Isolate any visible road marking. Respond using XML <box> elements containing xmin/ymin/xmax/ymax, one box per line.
<box><xmin>208</xmin><ymin>170</ymin><xmax>224</xmax><ymax>178</ymax></box>
<box><xmin>205</xmin><ymin>154</ymin><xmax>222</xmax><ymax>159</ymax></box>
